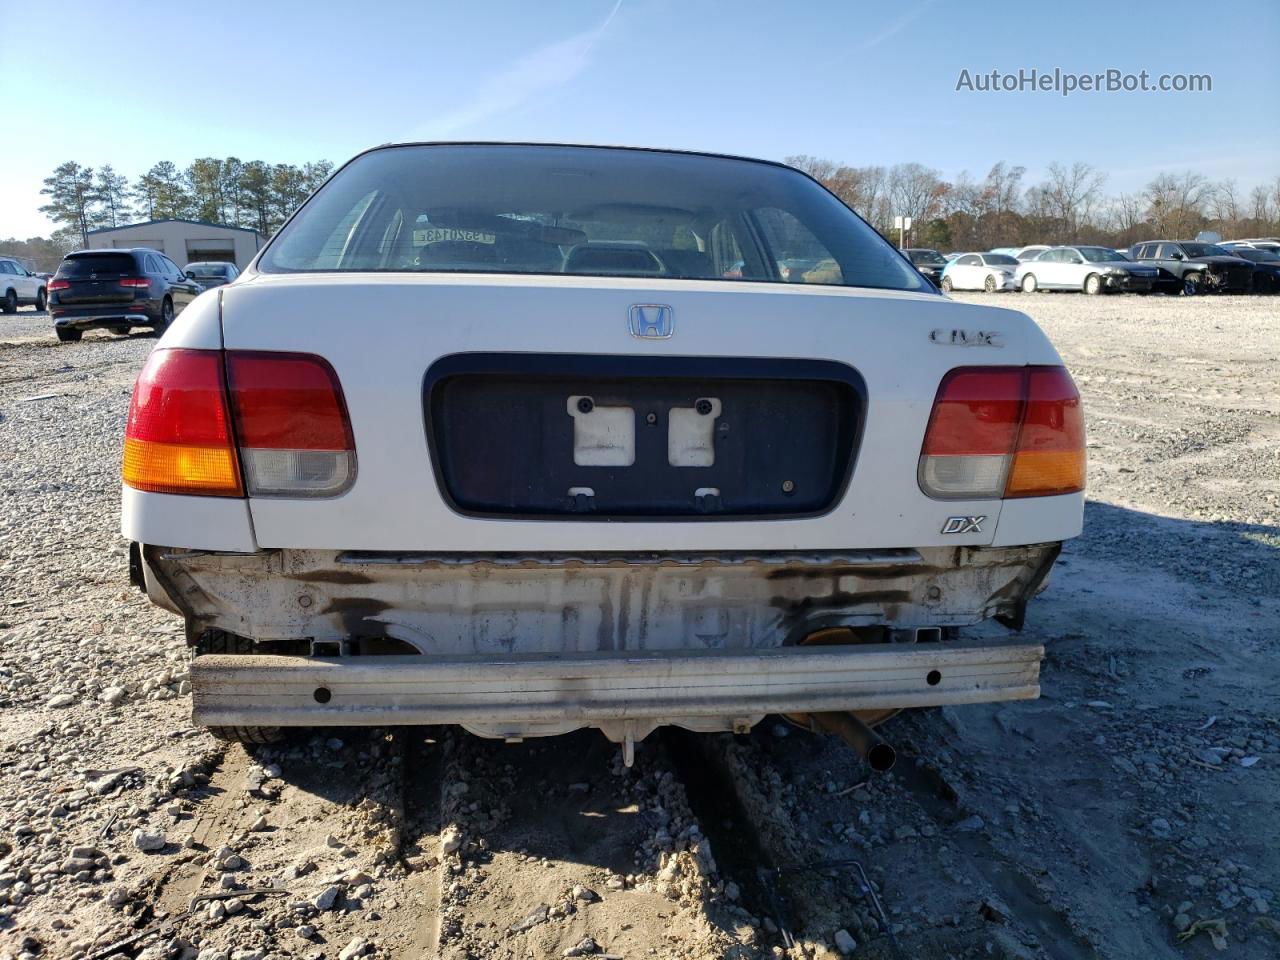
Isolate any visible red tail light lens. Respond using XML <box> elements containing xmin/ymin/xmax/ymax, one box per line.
<box><xmin>123</xmin><ymin>349</ymin><xmax>355</xmax><ymax>499</ymax></box>
<box><xmin>48</xmin><ymin>279</ymin><xmax>70</xmax><ymax>291</ymax></box>
<box><xmin>123</xmin><ymin>349</ymin><xmax>243</xmax><ymax>496</ymax></box>
<box><xmin>119</xmin><ymin>277</ymin><xmax>150</xmax><ymax>288</ymax></box>
<box><xmin>919</xmin><ymin>366</ymin><xmax>1084</xmax><ymax>500</ymax></box>
<box><xmin>226</xmin><ymin>352</ymin><xmax>356</xmax><ymax>497</ymax></box>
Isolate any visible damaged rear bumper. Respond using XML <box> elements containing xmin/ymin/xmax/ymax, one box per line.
<box><xmin>191</xmin><ymin>639</ymin><xmax>1043</xmax><ymax>738</ymax></box>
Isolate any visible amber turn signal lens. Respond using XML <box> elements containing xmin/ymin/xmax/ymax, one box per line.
<box><xmin>123</xmin><ymin>436</ymin><xmax>243</xmax><ymax>497</ymax></box>
<box><xmin>1004</xmin><ymin>449</ymin><xmax>1086</xmax><ymax>498</ymax></box>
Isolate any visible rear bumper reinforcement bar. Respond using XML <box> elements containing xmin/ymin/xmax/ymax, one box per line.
<box><xmin>191</xmin><ymin>640</ymin><xmax>1043</xmax><ymax>728</ymax></box>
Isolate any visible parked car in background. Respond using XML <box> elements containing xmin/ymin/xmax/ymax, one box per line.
<box><xmin>940</xmin><ymin>252</ymin><xmax>1019</xmax><ymax>292</ymax></box>
<box><xmin>1015</xmin><ymin>246</ymin><xmax>1158</xmax><ymax>294</ymax></box>
<box><xmin>1012</xmin><ymin>245</ymin><xmax>1050</xmax><ymax>262</ymax></box>
<box><xmin>1227</xmin><ymin>247</ymin><xmax>1280</xmax><ymax>293</ymax></box>
<box><xmin>185</xmin><ymin>261</ymin><xmax>240</xmax><ymax>290</ymax></box>
<box><xmin>0</xmin><ymin>256</ymin><xmax>48</xmax><ymax>312</ymax></box>
<box><xmin>1222</xmin><ymin>240</ymin><xmax>1280</xmax><ymax>255</ymax></box>
<box><xmin>121</xmin><ymin>142</ymin><xmax>1083</xmax><ymax>750</ymax></box>
<box><xmin>48</xmin><ymin>248</ymin><xmax>204</xmax><ymax>341</ymax></box>
<box><xmin>904</xmin><ymin>248</ymin><xmax>948</xmax><ymax>287</ymax></box>
<box><xmin>1128</xmin><ymin>241</ymin><xmax>1253</xmax><ymax>295</ymax></box>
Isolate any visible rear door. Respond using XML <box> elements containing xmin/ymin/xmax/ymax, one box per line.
<box><xmin>1040</xmin><ymin>249</ymin><xmax>1068</xmax><ymax>287</ymax></box>
<box><xmin>1060</xmin><ymin>248</ymin><xmax>1087</xmax><ymax>288</ymax></box>
<box><xmin>953</xmin><ymin>254</ymin><xmax>980</xmax><ymax>288</ymax></box>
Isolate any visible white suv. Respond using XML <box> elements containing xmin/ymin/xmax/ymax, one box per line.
<box><xmin>121</xmin><ymin>144</ymin><xmax>1085</xmax><ymax>761</ymax></box>
<box><xmin>0</xmin><ymin>256</ymin><xmax>47</xmax><ymax>312</ymax></box>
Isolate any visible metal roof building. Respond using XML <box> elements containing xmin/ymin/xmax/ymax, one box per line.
<box><xmin>84</xmin><ymin>218</ymin><xmax>264</xmax><ymax>270</ymax></box>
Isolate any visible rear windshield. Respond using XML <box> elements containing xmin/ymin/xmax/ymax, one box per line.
<box><xmin>259</xmin><ymin>144</ymin><xmax>932</xmax><ymax>293</ymax></box>
<box><xmin>56</xmin><ymin>253</ymin><xmax>137</xmax><ymax>277</ymax></box>
<box><xmin>187</xmin><ymin>263</ymin><xmax>230</xmax><ymax>276</ymax></box>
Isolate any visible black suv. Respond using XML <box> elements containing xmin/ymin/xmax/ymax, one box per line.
<box><xmin>48</xmin><ymin>248</ymin><xmax>203</xmax><ymax>342</ymax></box>
<box><xmin>1128</xmin><ymin>241</ymin><xmax>1253</xmax><ymax>295</ymax></box>
<box><xmin>904</xmin><ymin>248</ymin><xmax>948</xmax><ymax>287</ymax></box>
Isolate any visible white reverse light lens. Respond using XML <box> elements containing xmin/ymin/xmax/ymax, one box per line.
<box><xmin>240</xmin><ymin>448</ymin><xmax>355</xmax><ymax>497</ymax></box>
<box><xmin>918</xmin><ymin>454</ymin><xmax>1009</xmax><ymax>499</ymax></box>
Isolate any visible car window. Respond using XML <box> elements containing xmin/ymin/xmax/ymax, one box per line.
<box><xmin>0</xmin><ymin>261</ymin><xmax>14</xmax><ymax>275</ymax></box>
<box><xmin>983</xmin><ymin>254</ymin><xmax>1018</xmax><ymax>266</ymax></box>
<box><xmin>144</xmin><ymin>255</ymin><xmax>161</xmax><ymax>274</ymax></box>
<box><xmin>1182</xmin><ymin>242</ymin><xmax>1227</xmax><ymax>257</ymax></box>
<box><xmin>162</xmin><ymin>256</ymin><xmax>182</xmax><ymax>277</ymax></box>
<box><xmin>1078</xmin><ymin>247</ymin><xmax>1122</xmax><ymax>262</ymax></box>
<box><xmin>260</xmin><ymin>144</ymin><xmax>931</xmax><ymax>293</ymax></box>
<box><xmin>957</xmin><ymin>254</ymin><xmax>979</xmax><ymax>266</ymax></box>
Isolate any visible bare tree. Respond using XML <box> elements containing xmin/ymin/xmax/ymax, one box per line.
<box><xmin>1036</xmin><ymin>162</ymin><xmax>1106</xmax><ymax>242</ymax></box>
<box><xmin>887</xmin><ymin>163</ymin><xmax>948</xmax><ymax>244</ymax></box>
<box><xmin>1144</xmin><ymin>171</ymin><xmax>1210</xmax><ymax>237</ymax></box>
<box><xmin>1208</xmin><ymin>179</ymin><xmax>1243</xmax><ymax>237</ymax></box>
<box><xmin>1103</xmin><ymin>193</ymin><xmax>1146</xmax><ymax>245</ymax></box>
<box><xmin>1249</xmin><ymin>184</ymin><xmax>1273</xmax><ymax>227</ymax></box>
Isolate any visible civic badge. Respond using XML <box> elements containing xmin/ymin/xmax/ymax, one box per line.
<box><xmin>628</xmin><ymin>304</ymin><xmax>674</xmax><ymax>339</ymax></box>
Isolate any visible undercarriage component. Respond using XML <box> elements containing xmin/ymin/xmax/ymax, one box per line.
<box><xmin>808</xmin><ymin>711</ymin><xmax>897</xmax><ymax>771</ymax></box>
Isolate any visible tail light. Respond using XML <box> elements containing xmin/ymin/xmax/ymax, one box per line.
<box><xmin>123</xmin><ymin>349</ymin><xmax>354</xmax><ymax>498</ymax></box>
<box><xmin>48</xmin><ymin>279</ymin><xmax>70</xmax><ymax>291</ymax></box>
<box><xmin>123</xmin><ymin>350</ymin><xmax>243</xmax><ymax>496</ymax></box>
<box><xmin>919</xmin><ymin>366</ymin><xmax>1084</xmax><ymax>500</ymax></box>
<box><xmin>226</xmin><ymin>352</ymin><xmax>355</xmax><ymax>497</ymax></box>
<box><xmin>119</xmin><ymin>277</ymin><xmax>150</xmax><ymax>288</ymax></box>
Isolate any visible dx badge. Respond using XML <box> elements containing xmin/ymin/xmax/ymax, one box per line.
<box><xmin>941</xmin><ymin>515</ymin><xmax>986</xmax><ymax>535</ymax></box>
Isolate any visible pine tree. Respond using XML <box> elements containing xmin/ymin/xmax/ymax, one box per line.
<box><xmin>94</xmin><ymin>165</ymin><xmax>132</xmax><ymax>228</ymax></box>
<box><xmin>39</xmin><ymin>162</ymin><xmax>99</xmax><ymax>247</ymax></box>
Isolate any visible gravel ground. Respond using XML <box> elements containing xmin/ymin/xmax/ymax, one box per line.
<box><xmin>1</xmin><ymin>292</ymin><xmax>1277</xmax><ymax>960</ymax></box>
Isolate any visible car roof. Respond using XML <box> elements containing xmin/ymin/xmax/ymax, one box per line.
<box><xmin>67</xmin><ymin>248</ymin><xmax>155</xmax><ymax>256</ymax></box>
<box><xmin>367</xmin><ymin>140</ymin><xmax>795</xmax><ymax>172</ymax></box>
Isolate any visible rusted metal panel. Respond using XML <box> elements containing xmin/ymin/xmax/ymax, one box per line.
<box><xmin>151</xmin><ymin>545</ymin><xmax>1057</xmax><ymax>654</ymax></box>
<box><xmin>191</xmin><ymin>640</ymin><xmax>1043</xmax><ymax>733</ymax></box>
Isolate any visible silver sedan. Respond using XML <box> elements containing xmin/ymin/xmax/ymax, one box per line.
<box><xmin>1015</xmin><ymin>246</ymin><xmax>1159</xmax><ymax>294</ymax></box>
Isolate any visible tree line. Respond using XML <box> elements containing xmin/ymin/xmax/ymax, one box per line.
<box><xmin>785</xmin><ymin>156</ymin><xmax>1280</xmax><ymax>252</ymax></box>
<box><xmin>16</xmin><ymin>154</ymin><xmax>1280</xmax><ymax>273</ymax></box>
<box><xmin>36</xmin><ymin>157</ymin><xmax>335</xmax><ymax>249</ymax></box>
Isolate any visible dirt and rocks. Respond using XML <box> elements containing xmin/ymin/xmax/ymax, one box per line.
<box><xmin>1</xmin><ymin>292</ymin><xmax>1277</xmax><ymax>960</ymax></box>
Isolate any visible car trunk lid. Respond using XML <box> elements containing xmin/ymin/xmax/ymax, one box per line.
<box><xmin>219</xmin><ymin>272</ymin><xmax>1040</xmax><ymax>552</ymax></box>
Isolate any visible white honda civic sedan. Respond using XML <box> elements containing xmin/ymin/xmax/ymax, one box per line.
<box><xmin>120</xmin><ymin>143</ymin><xmax>1084</xmax><ymax>760</ymax></box>
<box><xmin>939</xmin><ymin>252</ymin><xmax>1019</xmax><ymax>292</ymax></box>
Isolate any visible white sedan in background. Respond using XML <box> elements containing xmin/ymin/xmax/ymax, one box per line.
<box><xmin>940</xmin><ymin>252</ymin><xmax>1019</xmax><ymax>292</ymax></box>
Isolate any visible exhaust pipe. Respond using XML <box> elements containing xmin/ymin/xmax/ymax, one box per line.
<box><xmin>810</xmin><ymin>711</ymin><xmax>897</xmax><ymax>772</ymax></box>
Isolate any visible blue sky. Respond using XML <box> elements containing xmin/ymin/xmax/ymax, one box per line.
<box><xmin>2</xmin><ymin>0</ymin><xmax>1277</xmax><ymax>237</ymax></box>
